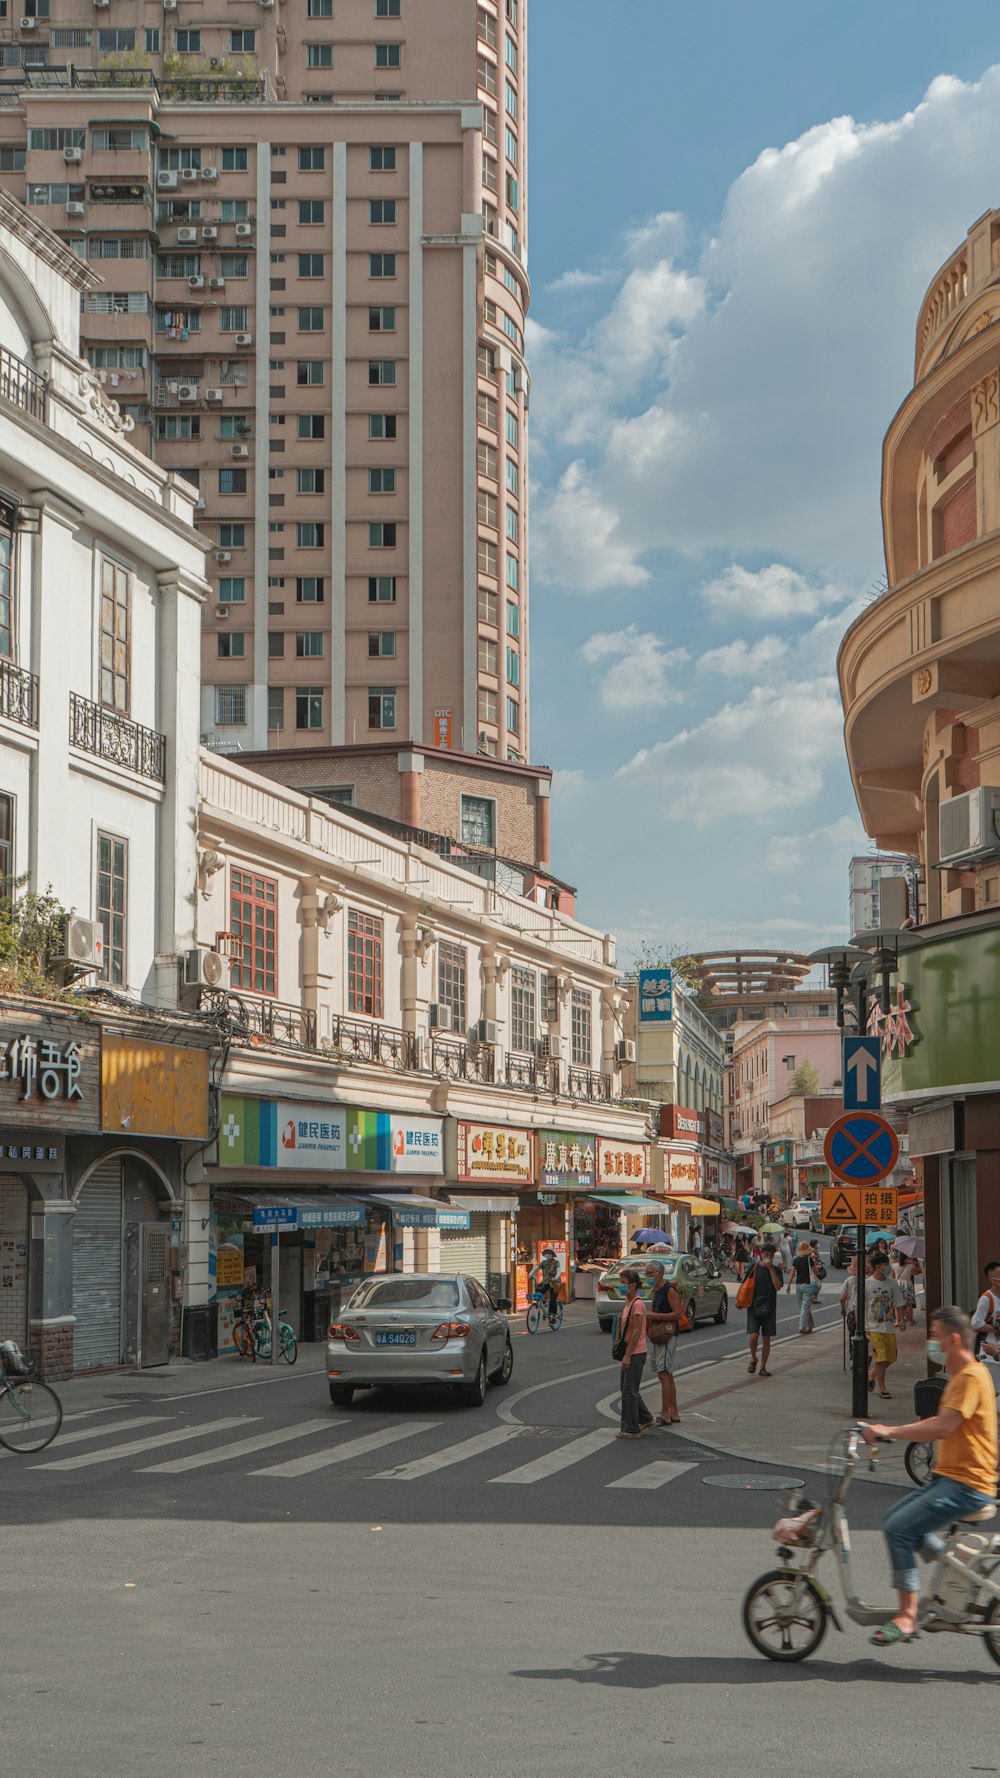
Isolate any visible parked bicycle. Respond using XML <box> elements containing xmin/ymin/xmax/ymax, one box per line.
<box><xmin>251</xmin><ymin>1301</ymin><xmax>298</xmax><ymax>1364</ymax></box>
<box><xmin>231</xmin><ymin>1297</ymin><xmax>259</xmax><ymax>1362</ymax></box>
<box><xmin>526</xmin><ymin>1289</ymin><xmax>563</xmax><ymax>1334</ymax></box>
<box><xmin>0</xmin><ymin>1340</ymin><xmax>62</xmax><ymax>1454</ymax></box>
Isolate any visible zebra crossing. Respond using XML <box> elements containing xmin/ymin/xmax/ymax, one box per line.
<box><xmin>12</xmin><ymin>1407</ymin><xmax>698</xmax><ymax>1493</ymax></box>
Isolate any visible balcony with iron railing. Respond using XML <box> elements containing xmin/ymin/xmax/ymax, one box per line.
<box><xmin>0</xmin><ymin>657</ymin><xmax>38</xmax><ymax>729</ymax></box>
<box><xmin>504</xmin><ymin>1049</ymin><xmax>560</xmax><ymax>1095</ymax></box>
<box><xmin>69</xmin><ymin>692</ymin><xmax>166</xmax><ymax>782</ymax></box>
<box><xmin>325</xmin><ymin>1014</ymin><xmax>418</xmax><ymax>1074</ymax></box>
<box><xmin>0</xmin><ymin>343</ymin><xmax>47</xmax><ymax>425</ymax></box>
<box><xmin>431</xmin><ymin>1036</ymin><xmax>497</xmax><ymax>1084</ymax></box>
<box><xmin>200</xmin><ymin>990</ymin><xmax>317</xmax><ymax>1050</ymax></box>
<box><xmin>566</xmin><ymin>1064</ymin><xmax>612</xmax><ymax>1103</ymax></box>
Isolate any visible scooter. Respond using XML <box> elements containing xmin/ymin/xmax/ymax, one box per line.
<box><xmin>742</xmin><ymin>1424</ymin><xmax>1000</xmax><ymax>1663</ymax></box>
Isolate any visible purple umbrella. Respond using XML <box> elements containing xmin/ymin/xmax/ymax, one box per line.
<box><xmin>632</xmin><ymin>1228</ymin><xmax>672</xmax><ymax>1245</ymax></box>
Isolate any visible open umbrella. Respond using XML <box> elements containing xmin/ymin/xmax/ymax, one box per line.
<box><xmin>892</xmin><ymin>1235</ymin><xmax>925</xmax><ymax>1259</ymax></box>
<box><xmin>631</xmin><ymin>1227</ymin><xmax>672</xmax><ymax>1246</ymax></box>
<box><xmin>722</xmin><ymin>1221</ymin><xmax>755</xmax><ymax>1235</ymax></box>
<box><xmin>761</xmin><ymin>1222</ymin><xmax>785</xmax><ymax>1235</ymax></box>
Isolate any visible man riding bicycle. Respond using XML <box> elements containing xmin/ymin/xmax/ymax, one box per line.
<box><xmin>529</xmin><ymin>1248</ymin><xmax>562</xmax><ymax>1327</ymax></box>
<box><xmin>861</xmin><ymin>1303</ymin><xmax>998</xmax><ymax>1646</ymax></box>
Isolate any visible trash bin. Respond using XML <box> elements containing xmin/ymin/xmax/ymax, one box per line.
<box><xmin>913</xmin><ymin>1374</ymin><xmax>947</xmax><ymax>1418</ymax></box>
<box><xmin>181</xmin><ymin>1301</ymin><xmax>219</xmax><ymax>1361</ymax></box>
<box><xmin>303</xmin><ymin>1291</ymin><xmax>333</xmax><ymax>1342</ymax></box>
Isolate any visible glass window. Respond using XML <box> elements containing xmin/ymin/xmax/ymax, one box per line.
<box><xmin>369</xmin><ymin>199</ymin><xmax>396</xmax><ymax>224</ymax></box>
<box><xmin>175</xmin><ymin>29</ymin><xmax>202</xmax><ymax>53</ymax></box>
<box><xmin>506</xmin><ymin>508</ymin><xmax>518</xmax><ymax>544</ymax></box>
<box><xmin>299</xmin><ymin>147</ymin><xmax>326</xmax><ymax>171</ymax></box>
<box><xmin>461</xmin><ymin>794</ymin><xmax>495</xmax><ymax>848</ymax></box>
<box><xmin>369</xmin><ymin>253</ymin><xmax>396</xmax><ymax>278</ymax></box>
<box><xmin>369</xmin><ymin>413</ymin><xmax>397</xmax><ymax>439</ymax></box>
<box><xmin>506</xmin><ymin>458</ymin><xmax>518</xmax><ymax>495</ymax></box>
<box><xmin>307</xmin><ymin>0</ymin><xmax>333</xmax><ymax>13</ymax></box>
<box><xmin>478</xmin><ymin>636</ymin><xmax>497</xmax><ymax>675</ymax></box>
<box><xmin>369</xmin><ymin>305</ymin><xmax>396</xmax><ymax>332</ymax></box>
<box><xmin>219</xmin><ymin>524</ymin><xmax>245</xmax><ymax>549</ymax></box>
<box><xmin>376</xmin><ymin>0</ymin><xmax>401</xmax><ymax>14</ymax></box>
<box><xmin>219</xmin><ymin>306</ymin><xmax>248</xmax><ymax>332</ymax></box>
<box><xmin>478</xmin><ymin>439</ymin><xmax>497</xmax><ymax>478</ymax></box>
<box><xmin>298</xmin><ymin>199</ymin><xmax>326</xmax><ymax>224</ymax></box>
<box><xmin>0</xmin><ymin>791</ymin><xmax>13</xmax><ymax>897</ymax></box>
<box><xmin>369</xmin><ymin>146</ymin><xmax>396</xmax><ymax>172</ymax></box>
<box><xmin>222</xmin><ymin>147</ymin><xmax>248</xmax><ymax>172</ymax></box>
<box><xmin>217</xmin><ymin>633</ymin><xmax>246</xmax><ymax>659</ymax></box>
<box><xmin>100</xmin><ymin>558</ymin><xmax>130</xmax><ymax>713</ymax></box>
<box><xmin>348</xmin><ymin>909</ymin><xmax>384</xmax><ymax>1016</ymax></box>
<box><xmin>297</xmin><ymin>468</ymin><xmax>326</xmax><ymax>494</ymax></box>
<box><xmin>478</xmin><ymin>688</ymin><xmax>497</xmax><ymax>725</ymax></box>
<box><xmin>479</xmin><ymin>587</ymin><xmax>497</xmax><ymax>625</ymax></box>
<box><xmin>369</xmin><ymin>360</ymin><xmax>396</xmax><ymax>386</ymax></box>
<box><xmin>97</xmin><ymin>833</ymin><xmax>127</xmax><ymax>986</ymax></box>
<box><xmin>506</xmin><ymin>600</ymin><xmax>519</xmax><ymax>637</ymax></box>
<box><xmin>368</xmin><ymin>576</ymin><xmax>396</xmax><ymax>602</ymax></box>
<box><xmin>368</xmin><ymin>685</ymin><xmax>396</xmax><ymax>729</ymax></box>
<box><xmin>219</xmin><ymin>469</ymin><xmax>247</xmax><ymax>494</ymax></box>
<box><xmin>0</xmin><ymin>527</ymin><xmax>12</xmax><ymax>659</ymax></box>
<box><xmin>307</xmin><ymin>44</ymin><xmax>333</xmax><ymax>68</ymax></box>
<box><xmin>369</xmin><ymin>523</ymin><xmax>397</xmax><ymax>548</ymax></box>
<box><xmin>375</xmin><ymin>43</ymin><xmax>401</xmax><ymax>67</ymax></box>
<box><xmin>297</xmin><ymin>307</ymin><xmax>325</xmax><ymax>332</ymax></box>
<box><xmin>505</xmin><ymin>79</ymin><xmax>517</xmax><ymax>117</ymax></box>
<box><xmin>367</xmin><ymin>631</ymin><xmax>396</xmax><ymax>657</ymax></box>
<box><xmin>506</xmin><ymin>646</ymin><xmax>519</xmax><ymax>686</ymax></box>
<box><xmin>296</xmin><ymin>577</ymin><xmax>325</xmax><ymax>603</ymax></box>
<box><xmin>571</xmin><ymin>989</ymin><xmax>592</xmax><ymax>1067</ymax></box>
<box><xmin>297</xmin><ymin>360</ymin><xmax>325</xmax><ymax>385</ymax></box>
<box><xmin>297</xmin><ymin>414</ymin><xmax>325</xmax><ymax>439</ymax></box>
<box><xmin>268</xmin><ymin>633</ymin><xmax>285</xmax><ymax>659</ymax></box>
<box><xmin>230</xmin><ymin>868</ymin><xmax>277</xmax><ymax>995</ymax></box>
<box><xmin>437</xmin><ymin>940</ymin><xmax>467</xmax><ymax>1033</ymax></box>
<box><xmin>296</xmin><ymin>523</ymin><xmax>324</xmax><ymax>548</ymax></box>
<box><xmin>369</xmin><ymin>468</ymin><xmax>396</xmax><ymax>493</ymax></box>
<box><xmin>510</xmin><ymin>966</ymin><xmax>536</xmax><ymax>1053</ymax></box>
<box><xmin>230</xmin><ymin>28</ymin><xmax>255</xmax><ymax>53</ymax></box>
<box><xmin>295</xmin><ymin>632</ymin><xmax>324</xmax><ymax>657</ymax></box>
<box><xmin>506</xmin><ymin>695</ymin><xmax>519</xmax><ymax>734</ymax></box>
<box><xmin>295</xmin><ymin>686</ymin><xmax>324</xmax><ymax>730</ymax></box>
<box><xmin>506</xmin><ymin>556</ymin><xmax>519</xmax><ymax>589</ymax></box>
<box><xmin>298</xmin><ymin>254</ymin><xmax>324</xmax><ymax>278</ymax></box>
<box><xmin>217</xmin><ymin>578</ymin><xmax>246</xmax><ymax>604</ymax></box>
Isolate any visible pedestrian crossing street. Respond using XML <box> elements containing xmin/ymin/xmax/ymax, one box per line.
<box><xmin>14</xmin><ymin>1408</ymin><xmax>698</xmax><ymax>1492</ymax></box>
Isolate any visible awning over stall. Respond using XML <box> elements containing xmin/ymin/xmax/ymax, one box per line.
<box><xmin>360</xmin><ymin>1192</ymin><xmax>471</xmax><ymax>1230</ymax></box>
<box><xmin>662</xmin><ymin>1194</ymin><xmax>722</xmax><ymax>1216</ymax></box>
<box><xmin>449</xmin><ymin>1195</ymin><xmax>519</xmax><ymax>1215</ymax></box>
<box><xmin>232</xmin><ymin>1192</ymin><xmax>368</xmax><ymax>1230</ymax></box>
<box><xmin>590</xmin><ymin>1194</ymin><xmax>675</xmax><ymax>1216</ymax></box>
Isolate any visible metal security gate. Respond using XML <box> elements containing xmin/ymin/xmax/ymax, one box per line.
<box><xmin>73</xmin><ymin>1159</ymin><xmax>124</xmax><ymax>1371</ymax></box>
<box><xmin>439</xmin><ymin>1214</ymin><xmax>489</xmax><ymax>1285</ymax></box>
<box><xmin>0</xmin><ymin>1175</ymin><xmax>28</xmax><ymax>1345</ymax></box>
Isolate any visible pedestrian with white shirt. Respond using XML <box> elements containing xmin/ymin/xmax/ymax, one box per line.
<box><xmin>971</xmin><ymin>1259</ymin><xmax>1000</xmax><ymax>1356</ymax></box>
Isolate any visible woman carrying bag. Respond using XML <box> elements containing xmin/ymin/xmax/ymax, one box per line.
<box><xmin>612</xmin><ymin>1270</ymin><xmax>652</xmax><ymax>1439</ymax></box>
<box><xmin>785</xmin><ymin>1240</ymin><xmax>822</xmax><ymax>1333</ymax></box>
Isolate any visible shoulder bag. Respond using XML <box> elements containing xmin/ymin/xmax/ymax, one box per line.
<box><xmin>611</xmin><ymin>1298</ymin><xmax>634</xmax><ymax>1362</ymax></box>
<box><xmin>736</xmin><ymin>1266</ymin><xmax>758</xmax><ymax>1312</ymax></box>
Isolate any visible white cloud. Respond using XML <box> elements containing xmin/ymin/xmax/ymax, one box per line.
<box><xmin>532</xmin><ymin>461</ymin><xmax>652</xmax><ymax>590</ymax></box>
<box><xmin>580</xmin><ymin>625</ymin><xmax>688</xmax><ymax>713</ymax></box>
<box><xmin>699</xmin><ymin>563</ymin><xmax>846</xmax><ymax>622</ymax></box>
<box><xmin>624</xmin><ymin>210</ymin><xmax>689</xmax><ymax>264</ymax></box>
<box><xmin>763</xmin><ymin>813</ymin><xmax>871</xmax><ymax>873</ymax></box>
<box><xmin>543</xmin><ymin>266</ymin><xmax>616</xmax><ymax>294</ymax></box>
<box><xmin>616</xmin><ymin>678</ymin><xmax>844</xmax><ymax>823</ymax></box>
<box><xmin>549</xmin><ymin>768</ymin><xmax>586</xmax><ymax>799</ymax></box>
<box><xmin>531</xmin><ymin>65</ymin><xmax>1000</xmax><ymax>589</ymax></box>
<box><xmin>697</xmin><ymin>599</ymin><xmax>862</xmax><ymax>682</ymax></box>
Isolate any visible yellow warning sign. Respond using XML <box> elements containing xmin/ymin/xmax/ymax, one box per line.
<box><xmin>821</xmin><ymin>1184</ymin><xmax>899</xmax><ymax>1226</ymax></box>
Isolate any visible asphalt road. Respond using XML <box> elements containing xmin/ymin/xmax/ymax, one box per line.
<box><xmin>5</xmin><ymin>1292</ymin><xmax>998</xmax><ymax>1778</ymax></box>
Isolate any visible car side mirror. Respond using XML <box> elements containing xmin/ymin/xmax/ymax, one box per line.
<box><xmin>495</xmin><ymin>1298</ymin><xmax>512</xmax><ymax>1312</ymax></box>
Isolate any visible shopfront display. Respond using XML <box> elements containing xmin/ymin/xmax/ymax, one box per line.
<box><xmin>664</xmin><ymin>1151</ymin><xmax>701</xmax><ymax>1192</ymax></box>
<box><xmin>515</xmin><ymin>1192</ymin><xmax>572</xmax><ymax>1305</ymax></box>
<box><xmin>219</xmin><ymin>1096</ymin><xmax>443</xmax><ymax>1175</ymax></box>
<box><xmin>596</xmin><ymin>1138</ymin><xmax>650</xmax><ymax>1187</ymax></box>
<box><xmin>538</xmin><ymin>1129</ymin><xmax>596</xmax><ymax>1190</ymax></box>
<box><xmin>572</xmin><ymin>1196</ymin><xmax>623</xmax><ymax>1265</ymax></box>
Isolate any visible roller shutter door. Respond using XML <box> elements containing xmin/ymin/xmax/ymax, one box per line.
<box><xmin>0</xmin><ymin>1175</ymin><xmax>28</xmax><ymax>1345</ymax></box>
<box><xmin>73</xmin><ymin>1159</ymin><xmax>124</xmax><ymax>1371</ymax></box>
<box><xmin>439</xmin><ymin>1213</ymin><xmax>488</xmax><ymax>1285</ymax></box>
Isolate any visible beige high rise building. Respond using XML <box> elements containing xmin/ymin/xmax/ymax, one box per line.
<box><xmin>0</xmin><ymin>1</ymin><xmax>529</xmax><ymax>762</ymax></box>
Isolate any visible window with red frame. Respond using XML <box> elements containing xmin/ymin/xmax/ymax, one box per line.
<box><xmin>230</xmin><ymin>868</ymin><xmax>277</xmax><ymax>994</ymax></box>
<box><xmin>348</xmin><ymin>908</ymin><xmax>383</xmax><ymax>1017</ymax></box>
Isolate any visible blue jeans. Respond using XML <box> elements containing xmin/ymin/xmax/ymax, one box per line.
<box><xmin>796</xmin><ymin>1283</ymin><xmax>814</xmax><ymax>1331</ymax></box>
<box><xmin>882</xmin><ymin>1475</ymin><xmax>996</xmax><ymax>1593</ymax></box>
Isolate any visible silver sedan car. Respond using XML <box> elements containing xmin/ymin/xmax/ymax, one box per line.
<box><xmin>326</xmin><ymin>1273</ymin><xmax>514</xmax><ymax>1408</ymax></box>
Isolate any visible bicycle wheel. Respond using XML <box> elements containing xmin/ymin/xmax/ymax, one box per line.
<box><xmin>0</xmin><ymin>1378</ymin><xmax>63</xmax><ymax>1453</ymax></box>
<box><xmin>526</xmin><ymin>1301</ymin><xmax>541</xmax><ymax>1334</ymax></box>
<box><xmin>280</xmin><ymin>1325</ymin><xmax>298</xmax><ymax>1366</ymax></box>
<box><xmin>549</xmin><ymin>1300</ymin><xmax>564</xmax><ymax>1331</ymax></box>
<box><xmin>904</xmin><ymin>1441</ymin><xmax>935</xmax><ymax>1487</ymax></box>
<box><xmin>232</xmin><ymin>1321</ymin><xmax>255</xmax><ymax>1362</ymax></box>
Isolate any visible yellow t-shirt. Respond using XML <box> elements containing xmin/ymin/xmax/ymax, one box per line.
<box><xmin>934</xmin><ymin>1363</ymin><xmax>998</xmax><ymax>1497</ymax></box>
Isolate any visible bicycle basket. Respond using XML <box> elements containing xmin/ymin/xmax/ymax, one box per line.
<box><xmin>914</xmin><ymin>1375</ymin><xmax>947</xmax><ymax>1418</ymax></box>
<box><xmin>0</xmin><ymin>1339</ymin><xmax>31</xmax><ymax>1377</ymax></box>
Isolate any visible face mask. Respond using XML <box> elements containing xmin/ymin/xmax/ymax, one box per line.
<box><xmin>927</xmin><ymin>1339</ymin><xmax>946</xmax><ymax>1365</ymax></box>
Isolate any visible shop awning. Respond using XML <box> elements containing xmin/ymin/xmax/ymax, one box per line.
<box><xmin>360</xmin><ymin>1192</ymin><xmax>470</xmax><ymax>1231</ymax></box>
<box><xmin>663</xmin><ymin>1194</ymin><xmax>722</xmax><ymax>1216</ymax></box>
<box><xmin>449</xmin><ymin>1195</ymin><xmax>519</xmax><ymax>1215</ymax></box>
<box><xmin>590</xmin><ymin>1194</ymin><xmax>674</xmax><ymax>1216</ymax></box>
<box><xmin>243</xmin><ymin>1192</ymin><xmax>368</xmax><ymax>1230</ymax></box>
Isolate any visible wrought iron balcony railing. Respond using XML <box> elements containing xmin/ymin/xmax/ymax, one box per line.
<box><xmin>0</xmin><ymin>343</ymin><xmax>46</xmax><ymax>425</ymax></box>
<box><xmin>326</xmin><ymin>1015</ymin><xmax>418</xmax><ymax>1073</ymax></box>
<box><xmin>69</xmin><ymin>692</ymin><xmax>166</xmax><ymax>782</ymax></box>
<box><xmin>200</xmin><ymin>990</ymin><xmax>317</xmax><ymax>1050</ymax></box>
<box><xmin>431</xmin><ymin>1036</ymin><xmax>497</xmax><ymax>1084</ymax></box>
<box><xmin>504</xmin><ymin>1049</ymin><xmax>560</xmax><ymax>1095</ymax></box>
<box><xmin>566</xmin><ymin>1065</ymin><xmax>612</xmax><ymax>1103</ymax></box>
<box><xmin>0</xmin><ymin>657</ymin><xmax>38</xmax><ymax>728</ymax></box>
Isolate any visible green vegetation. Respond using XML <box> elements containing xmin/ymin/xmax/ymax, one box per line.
<box><xmin>0</xmin><ymin>884</ymin><xmax>74</xmax><ymax>999</ymax></box>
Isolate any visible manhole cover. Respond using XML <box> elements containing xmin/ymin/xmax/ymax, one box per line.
<box><xmin>702</xmin><ymin>1473</ymin><xmax>804</xmax><ymax>1491</ymax></box>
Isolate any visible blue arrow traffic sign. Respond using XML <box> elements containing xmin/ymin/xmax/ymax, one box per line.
<box><xmin>843</xmin><ymin>1035</ymin><xmax>881</xmax><ymax>1111</ymax></box>
<box><xmin>823</xmin><ymin>1111</ymin><xmax>899</xmax><ymax>1186</ymax></box>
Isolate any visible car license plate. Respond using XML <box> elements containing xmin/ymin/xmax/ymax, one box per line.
<box><xmin>375</xmin><ymin>1331</ymin><xmax>416</xmax><ymax>1346</ymax></box>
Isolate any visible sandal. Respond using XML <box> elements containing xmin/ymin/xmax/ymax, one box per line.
<box><xmin>652</xmin><ymin>1416</ymin><xmax>669</xmax><ymax>1428</ymax></box>
<box><xmin>759</xmin><ymin>1367</ymin><xmax>772</xmax><ymax>1377</ymax></box>
<box><xmin>615</xmin><ymin>1431</ymin><xmax>643</xmax><ymax>1440</ymax></box>
<box><xmin>747</xmin><ymin>1359</ymin><xmax>758</xmax><ymax>1374</ymax></box>
<box><xmin>869</xmin><ymin>1622</ymin><xmax>919</xmax><ymax>1646</ymax></box>
<box><xmin>879</xmin><ymin>1390</ymin><xmax>892</xmax><ymax>1399</ymax></box>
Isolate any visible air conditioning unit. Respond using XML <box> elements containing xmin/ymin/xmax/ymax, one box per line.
<box><xmin>202</xmin><ymin>226</ymin><xmax>218</xmax><ymax>241</ymax></box>
<box><xmin>164</xmin><ymin>0</ymin><xmax>178</xmax><ymax>10</ymax></box>
<box><xmin>63</xmin><ymin>146</ymin><xmax>83</xmax><ymax>164</ymax></box>
<box><xmin>65</xmin><ymin>202</ymin><xmax>85</xmax><ymax>217</ymax></box>
<box><xmin>938</xmin><ymin>786</ymin><xmax>1000</xmax><ymax>864</ymax></box>
<box><xmin>513</xmin><ymin>367</ymin><xmax>526</xmax><ymax>392</ymax></box>
<box><xmin>177</xmin><ymin>226</ymin><xmax>197</xmax><ymax>244</ymax></box>
<box><xmin>429</xmin><ymin>1002</ymin><xmax>453</xmax><ymax>1032</ymax></box>
<box><xmin>214</xmin><ymin>549</ymin><xmax>232</xmax><ymax>564</ymax></box>
<box><xmin>188</xmin><ymin>275</ymin><xmax>205</xmax><ymax>290</ymax></box>
<box><xmin>177</xmin><ymin>384</ymin><xmax>199</xmax><ymax>401</ymax></box>
<box><xmin>214</xmin><ymin>604</ymin><xmax>230</xmax><ymax>619</ymax></box>
<box><xmin>235</xmin><ymin>222</ymin><xmax>253</xmax><ymax>238</ymax></box>
<box><xmin>234</xmin><ymin>332</ymin><xmax>253</xmax><ymax>346</ymax></box>
<box><xmin>181</xmin><ymin>168</ymin><xmax>200</xmax><ymax>184</ymax></box>
<box><xmin>21</xmin><ymin>18</ymin><xmax>37</xmax><ymax>30</ymax></box>
<box><xmin>205</xmin><ymin>388</ymin><xmax>223</xmax><ymax>403</ymax></box>
<box><xmin>537</xmin><ymin>1032</ymin><xmax>563</xmax><ymax>1060</ymax></box>
<box><xmin>183</xmin><ymin>947</ymin><xmax>230</xmax><ymax>991</ymax></box>
<box><xmin>471</xmin><ymin>1018</ymin><xmax>498</xmax><ymax>1046</ymax></box>
<box><xmin>614</xmin><ymin>1038</ymin><xmax>636</xmax><ymax>1065</ymax></box>
<box><xmin>94</xmin><ymin>0</ymin><xmax>110</xmax><ymax>8</ymax></box>
<box><xmin>209</xmin><ymin>276</ymin><xmax>226</xmax><ymax>290</ymax></box>
<box><xmin>59</xmin><ymin>916</ymin><xmax>104</xmax><ymax>971</ymax></box>
<box><xmin>157</xmin><ymin>171</ymin><xmax>179</xmax><ymax>191</ymax></box>
<box><xmin>231</xmin><ymin>443</ymin><xmax>250</xmax><ymax>458</ymax></box>
<box><xmin>201</xmin><ymin>168</ymin><xmax>218</xmax><ymax>183</ymax></box>
<box><xmin>260</xmin><ymin>0</ymin><xmax>275</xmax><ymax>9</ymax></box>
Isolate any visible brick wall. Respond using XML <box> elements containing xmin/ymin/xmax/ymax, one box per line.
<box><xmin>30</xmin><ymin>1320</ymin><xmax>73</xmax><ymax>1382</ymax></box>
<box><xmin>925</xmin><ymin>390</ymin><xmax>972</xmax><ymax>463</ymax></box>
<box><xmin>939</xmin><ymin>479</ymin><xmax>977</xmax><ymax>554</ymax></box>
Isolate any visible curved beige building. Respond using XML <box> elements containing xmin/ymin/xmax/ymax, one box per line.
<box><xmin>839</xmin><ymin>209</ymin><xmax>1000</xmax><ymax>1314</ymax></box>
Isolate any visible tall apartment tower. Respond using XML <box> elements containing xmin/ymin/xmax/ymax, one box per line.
<box><xmin>0</xmin><ymin>2</ymin><xmax>529</xmax><ymax>762</ymax></box>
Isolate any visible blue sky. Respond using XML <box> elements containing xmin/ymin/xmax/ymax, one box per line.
<box><xmin>526</xmin><ymin>2</ymin><xmax>1000</xmax><ymax>959</ymax></box>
